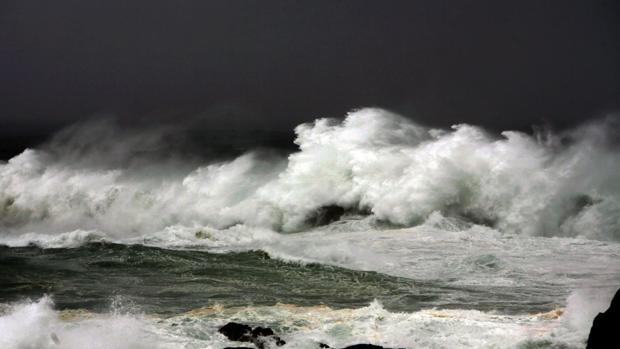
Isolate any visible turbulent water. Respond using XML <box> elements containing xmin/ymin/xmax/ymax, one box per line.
<box><xmin>1</xmin><ymin>108</ymin><xmax>619</xmax><ymax>348</ymax></box>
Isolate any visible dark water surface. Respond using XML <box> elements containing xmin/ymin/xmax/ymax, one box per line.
<box><xmin>0</xmin><ymin>242</ymin><xmax>563</xmax><ymax>316</ymax></box>
<box><xmin>0</xmin><ymin>243</ymin><xmax>422</xmax><ymax>314</ymax></box>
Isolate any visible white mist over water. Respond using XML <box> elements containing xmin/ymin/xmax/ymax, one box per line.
<box><xmin>1</xmin><ymin>108</ymin><xmax>620</xmax><ymax>240</ymax></box>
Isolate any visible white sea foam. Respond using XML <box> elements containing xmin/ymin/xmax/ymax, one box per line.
<box><xmin>1</xmin><ymin>295</ymin><xmax>603</xmax><ymax>349</ymax></box>
<box><xmin>0</xmin><ymin>229</ymin><xmax>106</xmax><ymax>248</ymax></box>
<box><xmin>263</xmin><ymin>221</ymin><xmax>620</xmax><ymax>293</ymax></box>
<box><xmin>3</xmin><ymin>218</ymin><xmax>617</xmax><ymax>297</ymax></box>
<box><xmin>2</xmin><ymin>109</ymin><xmax>619</xmax><ymax>349</ymax></box>
<box><xmin>0</xmin><ymin>296</ymin><xmax>179</xmax><ymax>349</ymax></box>
<box><xmin>2</xmin><ymin>108</ymin><xmax>620</xmax><ymax>242</ymax></box>
<box><xmin>561</xmin><ymin>287</ymin><xmax>618</xmax><ymax>340</ymax></box>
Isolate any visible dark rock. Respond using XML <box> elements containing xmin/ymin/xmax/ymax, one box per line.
<box><xmin>252</xmin><ymin>334</ymin><xmax>285</xmax><ymax>349</ymax></box>
<box><xmin>219</xmin><ymin>322</ymin><xmax>285</xmax><ymax>349</ymax></box>
<box><xmin>218</xmin><ymin>323</ymin><xmax>401</xmax><ymax>349</ymax></box>
<box><xmin>341</xmin><ymin>345</ymin><xmax>403</xmax><ymax>349</ymax></box>
<box><xmin>219</xmin><ymin>322</ymin><xmax>253</xmax><ymax>342</ymax></box>
<box><xmin>587</xmin><ymin>288</ymin><xmax>620</xmax><ymax>349</ymax></box>
<box><xmin>251</xmin><ymin>327</ymin><xmax>275</xmax><ymax>337</ymax></box>
<box><xmin>250</xmin><ymin>327</ymin><xmax>278</xmax><ymax>349</ymax></box>
<box><xmin>306</xmin><ymin>205</ymin><xmax>346</xmax><ymax>226</ymax></box>
<box><xmin>252</xmin><ymin>339</ymin><xmax>267</xmax><ymax>349</ymax></box>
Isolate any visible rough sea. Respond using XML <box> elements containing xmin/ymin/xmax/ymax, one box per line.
<box><xmin>1</xmin><ymin>108</ymin><xmax>619</xmax><ymax>348</ymax></box>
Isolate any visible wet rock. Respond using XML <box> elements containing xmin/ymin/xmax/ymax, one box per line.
<box><xmin>587</xmin><ymin>288</ymin><xmax>620</xmax><ymax>349</ymax></box>
<box><xmin>252</xmin><ymin>331</ymin><xmax>286</xmax><ymax>349</ymax></box>
<box><xmin>219</xmin><ymin>322</ymin><xmax>253</xmax><ymax>342</ymax></box>
<box><xmin>219</xmin><ymin>322</ymin><xmax>285</xmax><ymax>349</ymax></box>
<box><xmin>251</xmin><ymin>327</ymin><xmax>275</xmax><ymax>337</ymax></box>
<box><xmin>307</xmin><ymin>205</ymin><xmax>346</xmax><ymax>226</ymax></box>
<box><xmin>316</xmin><ymin>343</ymin><xmax>398</xmax><ymax>349</ymax></box>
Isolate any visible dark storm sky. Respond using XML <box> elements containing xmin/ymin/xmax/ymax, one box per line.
<box><xmin>1</xmin><ymin>0</ymin><xmax>619</xmax><ymax>158</ymax></box>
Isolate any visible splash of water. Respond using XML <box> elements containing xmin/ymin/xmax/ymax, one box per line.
<box><xmin>1</xmin><ymin>108</ymin><xmax>619</xmax><ymax>240</ymax></box>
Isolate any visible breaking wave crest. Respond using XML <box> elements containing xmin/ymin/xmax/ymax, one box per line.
<box><xmin>2</xmin><ymin>108</ymin><xmax>620</xmax><ymax>240</ymax></box>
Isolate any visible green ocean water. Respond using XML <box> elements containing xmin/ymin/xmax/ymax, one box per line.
<box><xmin>0</xmin><ymin>242</ymin><xmax>566</xmax><ymax>317</ymax></box>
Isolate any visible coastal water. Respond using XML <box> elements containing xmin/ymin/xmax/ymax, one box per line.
<box><xmin>1</xmin><ymin>108</ymin><xmax>619</xmax><ymax>348</ymax></box>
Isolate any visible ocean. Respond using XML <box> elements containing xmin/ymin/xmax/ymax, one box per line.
<box><xmin>1</xmin><ymin>108</ymin><xmax>619</xmax><ymax>348</ymax></box>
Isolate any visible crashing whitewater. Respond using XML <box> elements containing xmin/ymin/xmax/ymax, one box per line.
<box><xmin>1</xmin><ymin>108</ymin><xmax>619</xmax><ymax>349</ymax></box>
<box><xmin>2</xmin><ymin>107</ymin><xmax>620</xmax><ymax>241</ymax></box>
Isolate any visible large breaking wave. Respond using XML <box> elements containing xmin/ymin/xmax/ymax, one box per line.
<box><xmin>1</xmin><ymin>108</ymin><xmax>619</xmax><ymax>240</ymax></box>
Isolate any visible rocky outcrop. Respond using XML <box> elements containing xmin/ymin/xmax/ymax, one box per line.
<box><xmin>219</xmin><ymin>322</ymin><xmax>400</xmax><ymax>349</ymax></box>
<box><xmin>587</xmin><ymin>288</ymin><xmax>620</xmax><ymax>349</ymax></box>
<box><xmin>305</xmin><ymin>205</ymin><xmax>347</xmax><ymax>227</ymax></box>
<box><xmin>342</xmin><ymin>345</ymin><xmax>400</xmax><ymax>349</ymax></box>
<box><xmin>219</xmin><ymin>322</ymin><xmax>285</xmax><ymax>349</ymax></box>
<box><xmin>320</xmin><ymin>344</ymin><xmax>399</xmax><ymax>349</ymax></box>
<box><xmin>219</xmin><ymin>322</ymin><xmax>253</xmax><ymax>342</ymax></box>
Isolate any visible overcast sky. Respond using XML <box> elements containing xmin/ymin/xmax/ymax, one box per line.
<box><xmin>1</xmin><ymin>0</ymin><xmax>619</xmax><ymax>158</ymax></box>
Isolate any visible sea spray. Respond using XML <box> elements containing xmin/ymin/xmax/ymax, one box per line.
<box><xmin>0</xmin><ymin>296</ymin><xmax>172</xmax><ymax>349</ymax></box>
<box><xmin>1</xmin><ymin>108</ymin><xmax>620</xmax><ymax>240</ymax></box>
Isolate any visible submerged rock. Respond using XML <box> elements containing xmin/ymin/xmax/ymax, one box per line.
<box><xmin>587</xmin><ymin>288</ymin><xmax>620</xmax><ymax>349</ymax></box>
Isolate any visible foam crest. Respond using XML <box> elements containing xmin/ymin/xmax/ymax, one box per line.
<box><xmin>2</xmin><ymin>108</ymin><xmax>620</xmax><ymax>240</ymax></box>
